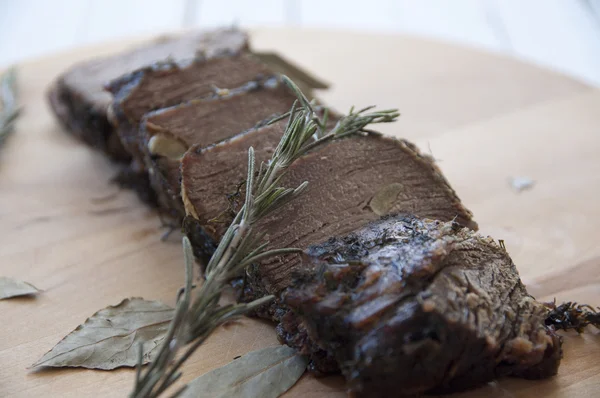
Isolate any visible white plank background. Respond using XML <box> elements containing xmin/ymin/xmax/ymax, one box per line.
<box><xmin>1</xmin><ymin>0</ymin><xmax>600</xmax><ymax>86</ymax></box>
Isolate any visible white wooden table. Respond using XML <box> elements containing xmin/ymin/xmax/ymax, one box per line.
<box><xmin>1</xmin><ymin>0</ymin><xmax>600</xmax><ymax>86</ymax></box>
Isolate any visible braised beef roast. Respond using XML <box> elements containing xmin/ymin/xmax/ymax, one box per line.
<box><xmin>47</xmin><ymin>28</ymin><xmax>249</xmax><ymax>161</ymax></box>
<box><xmin>282</xmin><ymin>214</ymin><xmax>562</xmax><ymax>396</ymax></box>
<box><xmin>47</xmin><ymin>31</ymin><xmax>567</xmax><ymax>396</ymax></box>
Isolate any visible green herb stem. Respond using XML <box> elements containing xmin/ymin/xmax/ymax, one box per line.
<box><xmin>0</xmin><ymin>67</ymin><xmax>20</xmax><ymax>148</ymax></box>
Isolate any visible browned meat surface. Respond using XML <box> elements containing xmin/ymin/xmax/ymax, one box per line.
<box><xmin>282</xmin><ymin>214</ymin><xmax>562</xmax><ymax>396</ymax></box>
<box><xmin>47</xmin><ymin>28</ymin><xmax>248</xmax><ymax>161</ymax></box>
<box><xmin>142</xmin><ymin>80</ymin><xmax>297</xmax><ymax>217</ymax></box>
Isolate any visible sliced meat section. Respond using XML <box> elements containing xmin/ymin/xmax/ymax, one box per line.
<box><xmin>141</xmin><ymin>80</ymin><xmax>297</xmax><ymax>218</ymax></box>
<box><xmin>255</xmin><ymin>134</ymin><xmax>477</xmax><ymax>294</ymax></box>
<box><xmin>282</xmin><ymin>214</ymin><xmax>562</xmax><ymax>397</ymax></box>
<box><xmin>181</xmin><ymin>118</ymin><xmax>289</xmax><ymax>263</ymax></box>
<box><xmin>106</xmin><ymin>52</ymin><xmax>275</xmax><ymax>169</ymax></box>
<box><xmin>181</xmin><ymin>108</ymin><xmax>340</xmax><ymax>260</ymax></box>
<box><xmin>183</xmin><ymin>132</ymin><xmax>476</xmax><ymax>294</ymax></box>
<box><xmin>181</xmin><ymin>118</ymin><xmax>289</xmax><ymax>235</ymax></box>
<box><xmin>47</xmin><ymin>28</ymin><xmax>248</xmax><ymax>161</ymax></box>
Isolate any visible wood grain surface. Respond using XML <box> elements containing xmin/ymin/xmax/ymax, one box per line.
<box><xmin>0</xmin><ymin>28</ymin><xmax>598</xmax><ymax>398</ymax></box>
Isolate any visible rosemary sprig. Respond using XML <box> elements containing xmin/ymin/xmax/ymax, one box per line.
<box><xmin>130</xmin><ymin>76</ymin><xmax>399</xmax><ymax>398</ymax></box>
<box><xmin>0</xmin><ymin>67</ymin><xmax>20</xmax><ymax>148</ymax></box>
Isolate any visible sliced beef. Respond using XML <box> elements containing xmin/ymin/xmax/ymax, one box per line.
<box><xmin>182</xmin><ymin>118</ymin><xmax>288</xmax><ymax>232</ymax></box>
<box><xmin>182</xmin><ymin>131</ymin><xmax>477</xmax><ymax>293</ymax></box>
<box><xmin>282</xmin><ymin>214</ymin><xmax>562</xmax><ymax>396</ymax></box>
<box><xmin>181</xmin><ymin>118</ymin><xmax>289</xmax><ymax>263</ymax></box>
<box><xmin>47</xmin><ymin>28</ymin><xmax>248</xmax><ymax>161</ymax></box>
<box><xmin>106</xmin><ymin>52</ymin><xmax>275</xmax><ymax>169</ymax></box>
<box><xmin>255</xmin><ymin>134</ymin><xmax>478</xmax><ymax>294</ymax></box>
<box><xmin>104</xmin><ymin>47</ymin><xmax>329</xmax><ymax>209</ymax></box>
<box><xmin>140</xmin><ymin>80</ymin><xmax>297</xmax><ymax>218</ymax></box>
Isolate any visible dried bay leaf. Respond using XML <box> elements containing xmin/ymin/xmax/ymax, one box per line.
<box><xmin>33</xmin><ymin>297</ymin><xmax>173</xmax><ymax>370</ymax></box>
<box><xmin>0</xmin><ymin>276</ymin><xmax>39</xmax><ymax>299</ymax></box>
<box><xmin>181</xmin><ymin>345</ymin><xmax>308</xmax><ymax>398</ymax></box>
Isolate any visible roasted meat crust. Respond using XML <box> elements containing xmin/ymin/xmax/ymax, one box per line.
<box><xmin>281</xmin><ymin>215</ymin><xmax>561</xmax><ymax>396</ymax></box>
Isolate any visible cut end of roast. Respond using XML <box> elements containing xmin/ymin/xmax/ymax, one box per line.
<box><xmin>282</xmin><ymin>214</ymin><xmax>561</xmax><ymax>397</ymax></box>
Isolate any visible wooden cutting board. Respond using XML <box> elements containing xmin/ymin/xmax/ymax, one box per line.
<box><xmin>1</xmin><ymin>28</ymin><xmax>599</xmax><ymax>398</ymax></box>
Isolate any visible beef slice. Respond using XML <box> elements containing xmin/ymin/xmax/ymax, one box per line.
<box><xmin>182</xmin><ymin>118</ymin><xmax>288</xmax><ymax>230</ymax></box>
<box><xmin>47</xmin><ymin>28</ymin><xmax>248</xmax><ymax>161</ymax></box>
<box><xmin>180</xmin><ymin>108</ymin><xmax>340</xmax><ymax>255</ymax></box>
<box><xmin>245</xmin><ymin>133</ymin><xmax>477</xmax><ymax>295</ymax></box>
<box><xmin>182</xmin><ymin>127</ymin><xmax>476</xmax><ymax>290</ymax></box>
<box><xmin>282</xmin><ymin>214</ymin><xmax>562</xmax><ymax>396</ymax></box>
<box><xmin>141</xmin><ymin>80</ymin><xmax>297</xmax><ymax>218</ymax></box>
<box><xmin>106</xmin><ymin>52</ymin><xmax>274</xmax><ymax>169</ymax></box>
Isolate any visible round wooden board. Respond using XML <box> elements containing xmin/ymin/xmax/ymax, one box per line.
<box><xmin>1</xmin><ymin>28</ymin><xmax>599</xmax><ymax>398</ymax></box>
